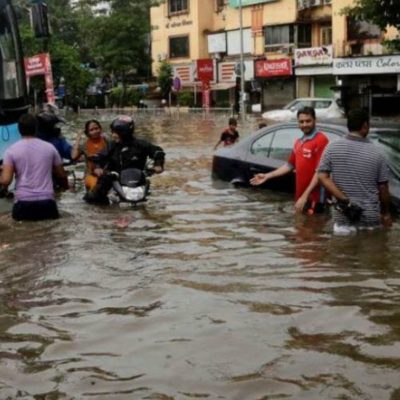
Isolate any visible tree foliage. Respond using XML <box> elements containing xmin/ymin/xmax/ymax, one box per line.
<box><xmin>346</xmin><ymin>0</ymin><xmax>400</xmax><ymax>31</ymax></box>
<box><xmin>157</xmin><ymin>61</ymin><xmax>173</xmax><ymax>100</ymax></box>
<box><xmin>14</xmin><ymin>0</ymin><xmax>159</xmax><ymax>100</ymax></box>
<box><xmin>345</xmin><ymin>0</ymin><xmax>400</xmax><ymax>49</ymax></box>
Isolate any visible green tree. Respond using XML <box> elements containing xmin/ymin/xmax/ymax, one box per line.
<box><xmin>16</xmin><ymin>0</ymin><xmax>94</xmax><ymax>99</ymax></box>
<box><xmin>157</xmin><ymin>61</ymin><xmax>173</xmax><ymax>101</ymax></box>
<box><xmin>15</xmin><ymin>0</ymin><xmax>162</xmax><ymax>104</ymax></box>
<box><xmin>345</xmin><ymin>0</ymin><xmax>400</xmax><ymax>50</ymax></box>
<box><xmin>90</xmin><ymin>1</ymin><xmax>153</xmax><ymax>89</ymax></box>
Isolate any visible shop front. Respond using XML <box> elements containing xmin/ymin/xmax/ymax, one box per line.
<box><xmin>333</xmin><ymin>55</ymin><xmax>400</xmax><ymax>116</ymax></box>
<box><xmin>295</xmin><ymin>46</ymin><xmax>335</xmax><ymax>99</ymax></box>
<box><xmin>255</xmin><ymin>58</ymin><xmax>294</xmax><ymax>110</ymax></box>
<box><xmin>217</xmin><ymin>60</ymin><xmax>254</xmax><ymax>109</ymax></box>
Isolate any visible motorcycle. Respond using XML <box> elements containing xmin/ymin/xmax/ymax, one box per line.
<box><xmin>81</xmin><ymin>150</ymin><xmax>162</xmax><ymax>206</ymax></box>
<box><xmin>107</xmin><ymin>167</ymin><xmax>152</xmax><ymax>206</ymax></box>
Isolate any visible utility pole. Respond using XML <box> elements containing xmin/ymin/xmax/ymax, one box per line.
<box><xmin>239</xmin><ymin>0</ymin><xmax>246</xmax><ymax>123</ymax></box>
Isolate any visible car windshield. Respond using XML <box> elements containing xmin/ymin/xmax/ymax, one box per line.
<box><xmin>314</xmin><ymin>100</ymin><xmax>332</xmax><ymax>109</ymax></box>
<box><xmin>372</xmin><ymin>130</ymin><xmax>400</xmax><ymax>179</ymax></box>
<box><xmin>283</xmin><ymin>100</ymin><xmax>313</xmax><ymax>110</ymax></box>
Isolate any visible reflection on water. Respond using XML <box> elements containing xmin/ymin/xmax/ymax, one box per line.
<box><xmin>1</xmin><ymin>113</ymin><xmax>400</xmax><ymax>399</ymax></box>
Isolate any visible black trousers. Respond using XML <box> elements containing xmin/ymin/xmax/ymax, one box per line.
<box><xmin>83</xmin><ymin>174</ymin><xmax>113</xmax><ymax>205</ymax></box>
<box><xmin>12</xmin><ymin>199</ymin><xmax>59</xmax><ymax>221</ymax></box>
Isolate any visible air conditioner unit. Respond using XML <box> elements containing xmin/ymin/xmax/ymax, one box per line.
<box><xmin>298</xmin><ymin>0</ymin><xmax>307</xmax><ymax>9</ymax></box>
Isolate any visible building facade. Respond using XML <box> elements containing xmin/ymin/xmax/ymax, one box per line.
<box><xmin>150</xmin><ymin>0</ymin><xmax>400</xmax><ymax>114</ymax></box>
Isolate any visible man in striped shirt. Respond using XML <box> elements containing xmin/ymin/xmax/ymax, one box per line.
<box><xmin>318</xmin><ymin>109</ymin><xmax>392</xmax><ymax>234</ymax></box>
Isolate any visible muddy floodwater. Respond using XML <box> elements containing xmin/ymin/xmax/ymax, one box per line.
<box><xmin>1</xmin><ymin>112</ymin><xmax>400</xmax><ymax>400</ymax></box>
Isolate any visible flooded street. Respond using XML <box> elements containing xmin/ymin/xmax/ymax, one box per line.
<box><xmin>1</xmin><ymin>113</ymin><xmax>400</xmax><ymax>400</ymax></box>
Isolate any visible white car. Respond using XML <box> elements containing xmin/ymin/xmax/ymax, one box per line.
<box><xmin>262</xmin><ymin>98</ymin><xmax>345</xmax><ymax>121</ymax></box>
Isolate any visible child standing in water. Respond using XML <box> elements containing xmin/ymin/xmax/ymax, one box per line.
<box><xmin>214</xmin><ymin>117</ymin><xmax>239</xmax><ymax>149</ymax></box>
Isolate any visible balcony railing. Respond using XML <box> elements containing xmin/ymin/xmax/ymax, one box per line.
<box><xmin>298</xmin><ymin>0</ymin><xmax>331</xmax><ymax>10</ymax></box>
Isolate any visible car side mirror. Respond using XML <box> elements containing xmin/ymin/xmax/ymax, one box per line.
<box><xmin>289</xmin><ymin>106</ymin><xmax>296</xmax><ymax>112</ymax></box>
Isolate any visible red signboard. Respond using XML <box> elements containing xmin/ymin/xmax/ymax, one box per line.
<box><xmin>255</xmin><ymin>59</ymin><xmax>292</xmax><ymax>78</ymax></box>
<box><xmin>24</xmin><ymin>53</ymin><xmax>55</xmax><ymax>104</ymax></box>
<box><xmin>24</xmin><ymin>53</ymin><xmax>49</xmax><ymax>77</ymax></box>
<box><xmin>197</xmin><ymin>59</ymin><xmax>214</xmax><ymax>83</ymax></box>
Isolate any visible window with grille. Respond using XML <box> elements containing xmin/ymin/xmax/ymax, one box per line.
<box><xmin>347</xmin><ymin>17</ymin><xmax>381</xmax><ymax>41</ymax></box>
<box><xmin>321</xmin><ymin>26</ymin><xmax>332</xmax><ymax>45</ymax></box>
<box><xmin>169</xmin><ymin>0</ymin><xmax>188</xmax><ymax>14</ymax></box>
<box><xmin>264</xmin><ymin>24</ymin><xmax>311</xmax><ymax>51</ymax></box>
<box><xmin>297</xmin><ymin>24</ymin><xmax>312</xmax><ymax>48</ymax></box>
<box><xmin>169</xmin><ymin>36</ymin><xmax>190</xmax><ymax>58</ymax></box>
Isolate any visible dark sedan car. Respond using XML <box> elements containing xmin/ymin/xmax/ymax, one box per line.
<box><xmin>212</xmin><ymin>120</ymin><xmax>400</xmax><ymax>209</ymax></box>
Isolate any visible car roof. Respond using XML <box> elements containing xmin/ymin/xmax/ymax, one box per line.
<box><xmin>215</xmin><ymin>119</ymin><xmax>400</xmax><ymax>159</ymax></box>
<box><xmin>249</xmin><ymin>119</ymin><xmax>400</xmax><ymax>142</ymax></box>
<box><xmin>318</xmin><ymin>118</ymin><xmax>400</xmax><ymax>131</ymax></box>
<box><xmin>294</xmin><ymin>98</ymin><xmax>334</xmax><ymax>102</ymax></box>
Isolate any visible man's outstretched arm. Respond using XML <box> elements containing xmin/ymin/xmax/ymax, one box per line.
<box><xmin>0</xmin><ymin>164</ymin><xmax>14</xmax><ymax>188</ymax></box>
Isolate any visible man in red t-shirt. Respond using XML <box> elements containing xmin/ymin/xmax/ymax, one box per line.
<box><xmin>250</xmin><ymin>107</ymin><xmax>329</xmax><ymax>214</ymax></box>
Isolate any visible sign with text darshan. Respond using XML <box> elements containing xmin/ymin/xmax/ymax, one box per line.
<box><xmin>295</xmin><ymin>46</ymin><xmax>333</xmax><ymax>67</ymax></box>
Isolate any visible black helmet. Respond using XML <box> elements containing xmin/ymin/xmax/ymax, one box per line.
<box><xmin>36</xmin><ymin>112</ymin><xmax>64</xmax><ymax>139</ymax></box>
<box><xmin>110</xmin><ymin>115</ymin><xmax>135</xmax><ymax>143</ymax></box>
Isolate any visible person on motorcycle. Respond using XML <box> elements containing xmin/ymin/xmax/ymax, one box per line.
<box><xmin>36</xmin><ymin>111</ymin><xmax>73</xmax><ymax>162</ymax></box>
<box><xmin>84</xmin><ymin>115</ymin><xmax>165</xmax><ymax>204</ymax></box>
<box><xmin>71</xmin><ymin>119</ymin><xmax>111</xmax><ymax>192</ymax></box>
<box><xmin>107</xmin><ymin>115</ymin><xmax>164</xmax><ymax>174</ymax></box>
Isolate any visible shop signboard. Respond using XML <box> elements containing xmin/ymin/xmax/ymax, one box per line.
<box><xmin>333</xmin><ymin>55</ymin><xmax>400</xmax><ymax>75</ymax></box>
<box><xmin>24</xmin><ymin>53</ymin><xmax>55</xmax><ymax>104</ymax></box>
<box><xmin>255</xmin><ymin>59</ymin><xmax>292</xmax><ymax>77</ymax></box>
<box><xmin>173</xmin><ymin>64</ymin><xmax>194</xmax><ymax>84</ymax></box>
<box><xmin>219</xmin><ymin>61</ymin><xmax>255</xmax><ymax>82</ymax></box>
<box><xmin>227</xmin><ymin>29</ymin><xmax>252</xmax><ymax>55</ymax></box>
<box><xmin>207</xmin><ymin>32</ymin><xmax>226</xmax><ymax>54</ymax></box>
<box><xmin>229</xmin><ymin>0</ymin><xmax>275</xmax><ymax>7</ymax></box>
<box><xmin>295</xmin><ymin>46</ymin><xmax>333</xmax><ymax>66</ymax></box>
<box><xmin>197</xmin><ymin>59</ymin><xmax>214</xmax><ymax>83</ymax></box>
<box><xmin>24</xmin><ymin>53</ymin><xmax>48</xmax><ymax>77</ymax></box>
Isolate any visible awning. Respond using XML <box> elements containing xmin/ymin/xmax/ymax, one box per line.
<box><xmin>295</xmin><ymin>66</ymin><xmax>333</xmax><ymax>76</ymax></box>
<box><xmin>180</xmin><ymin>82</ymin><xmax>236</xmax><ymax>91</ymax></box>
<box><xmin>210</xmin><ymin>82</ymin><xmax>236</xmax><ymax>91</ymax></box>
